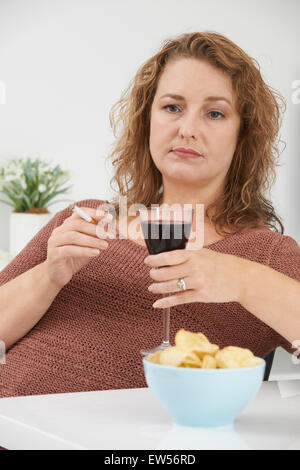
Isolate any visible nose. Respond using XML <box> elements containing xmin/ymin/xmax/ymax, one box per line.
<box><xmin>178</xmin><ymin>111</ymin><xmax>200</xmax><ymax>140</ymax></box>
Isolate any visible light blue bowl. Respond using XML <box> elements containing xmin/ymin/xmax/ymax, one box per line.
<box><xmin>143</xmin><ymin>356</ymin><xmax>265</xmax><ymax>427</ymax></box>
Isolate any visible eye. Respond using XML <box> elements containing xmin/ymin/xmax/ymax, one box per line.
<box><xmin>163</xmin><ymin>104</ymin><xmax>180</xmax><ymax>113</ymax></box>
<box><xmin>208</xmin><ymin>111</ymin><xmax>225</xmax><ymax>120</ymax></box>
<box><xmin>163</xmin><ymin>105</ymin><xmax>225</xmax><ymax>119</ymax></box>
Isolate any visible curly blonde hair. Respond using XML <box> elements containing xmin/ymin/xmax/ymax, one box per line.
<box><xmin>106</xmin><ymin>31</ymin><xmax>286</xmax><ymax>235</ymax></box>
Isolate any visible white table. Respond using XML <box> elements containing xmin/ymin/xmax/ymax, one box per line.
<box><xmin>0</xmin><ymin>382</ymin><xmax>299</xmax><ymax>450</ymax></box>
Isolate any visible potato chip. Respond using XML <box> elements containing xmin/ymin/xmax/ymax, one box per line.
<box><xmin>215</xmin><ymin>348</ymin><xmax>261</xmax><ymax>368</ymax></box>
<box><xmin>181</xmin><ymin>351</ymin><xmax>202</xmax><ymax>368</ymax></box>
<box><xmin>175</xmin><ymin>329</ymin><xmax>201</xmax><ymax>351</ymax></box>
<box><xmin>242</xmin><ymin>358</ymin><xmax>262</xmax><ymax>367</ymax></box>
<box><xmin>222</xmin><ymin>346</ymin><xmax>254</xmax><ymax>359</ymax></box>
<box><xmin>159</xmin><ymin>347</ymin><xmax>188</xmax><ymax>367</ymax></box>
<box><xmin>185</xmin><ymin>351</ymin><xmax>202</xmax><ymax>361</ymax></box>
<box><xmin>221</xmin><ymin>346</ymin><xmax>261</xmax><ymax>367</ymax></box>
<box><xmin>201</xmin><ymin>354</ymin><xmax>217</xmax><ymax>369</ymax></box>
<box><xmin>181</xmin><ymin>360</ymin><xmax>202</xmax><ymax>368</ymax></box>
<box><xmin>146</xmin><ymin>350</ymin><xmax>162</xmax><ymax>364</ymax></box>
<box><xmin>196</xmin><ymin>332</ymin><xmax>210</xmax><ymax>343</ymax></box>
<box><xmin>191</xmin><ymin>341</ymin><xmax>219</xmax><ymax>359</ymax></box>
<box><xmin>175</xmin><ymin>329</ymin><xmax>219</xmax><ymax>358</ymax></box>
<box><xmin>215</xmin><ymin>350</ymin><xmax>241</xmax><ymax>369</ymax></box>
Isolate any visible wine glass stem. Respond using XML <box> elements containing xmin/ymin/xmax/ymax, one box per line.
<box><xmin>162</xmin><ymin>294</ymin><xmax>171</xmax><ymax>345</ymax></box>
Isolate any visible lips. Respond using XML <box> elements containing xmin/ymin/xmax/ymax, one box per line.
<box><xmin>172</xmin><ymin>148</ymin><xmax>204</xmax><ymax>159</ymax></box>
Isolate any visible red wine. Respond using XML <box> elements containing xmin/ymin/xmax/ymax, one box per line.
<box><xmin>141</xmin><ymin>221</ymin><xmax>192</xmax><ymax>255</ymax></box>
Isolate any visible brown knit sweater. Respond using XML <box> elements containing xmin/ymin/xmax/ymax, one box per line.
<box><xmin>0</xmin><ymin>199</ymin><xmax>299</xmax><ymax>398</ymax></box>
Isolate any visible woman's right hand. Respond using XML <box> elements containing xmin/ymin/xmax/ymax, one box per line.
<box><xmin>44</xmin><ymin>207</ymin><xmax>114</xmax><ymax>289</ymax></box>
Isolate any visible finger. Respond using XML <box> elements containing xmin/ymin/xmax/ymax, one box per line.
<box><xmin>148</xmin><ymin>277</ymin><xmax>194</xmax><ymax>294</ymax></box>
<box><xmin>52</xmin><ymin>231</ymin><xmax>109</xmax><ymax>250</ymax></box>
<box><xmin>152</xmin><ymin>291</ymin><xmax>198</xmax><ymax>308</ymax></box>
<box><xmin>144</xmin><ymin>250</ymin><xmax>189</xmax><ymax>268</ymax></box>
<box><xmin>54</xmin><ymin>245</ymin><xmax>103</xmax><ymax>259</ymax></box>
<box><xmin>149</xmin><ymin>264</ymin><xmax>191</xmax><ymax>282</ymax></box>
<box><xmin>62</xmin><ymin>215</ymin><xmax>114</xmax><ymax>238</ymax></box>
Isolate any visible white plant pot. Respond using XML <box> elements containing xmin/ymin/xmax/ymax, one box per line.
<box><xmin>9</xmin><ymin>211</ymin><xmax>52</xmax><ymax>256</ymax></box>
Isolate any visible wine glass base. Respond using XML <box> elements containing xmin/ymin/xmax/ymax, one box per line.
<box><xmin>140</xmin><ymin>342</ymin><xmax>171</xmax><ymax>356</ymax></box>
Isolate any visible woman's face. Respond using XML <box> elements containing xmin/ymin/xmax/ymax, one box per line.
<box><xmin>149</xmin><ymin>58</ymin><xmax>241</xmax><ymax>190</ymax></box>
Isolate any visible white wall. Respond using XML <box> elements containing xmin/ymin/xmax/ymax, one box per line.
<box><xmin>0</xmin><ymin>0</ymin><xmax>300</xmax><ymax>251</ymax></box>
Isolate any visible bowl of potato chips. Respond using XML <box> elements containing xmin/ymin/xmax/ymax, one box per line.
<box><xmin>143</xmin><ymin>329</ymin><xmax>265</xmax><ymax>427</ymax></box>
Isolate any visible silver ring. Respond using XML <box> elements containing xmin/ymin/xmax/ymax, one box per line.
<box><xmin>177</xmin><ymin>278</ymin><xmax>187</xmax><ymax>291</ymax></box>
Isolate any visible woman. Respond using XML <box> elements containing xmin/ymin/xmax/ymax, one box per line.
<box><xmin>0</xmin><ymin>32</ymin><xmax>299</xmax><ymax>398</ymax></box>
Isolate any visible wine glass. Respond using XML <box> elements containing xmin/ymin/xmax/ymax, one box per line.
<box><xmin>139</xmin><ymin>204</ymin><xmax>193</xmax><ymax>356</ymax></box>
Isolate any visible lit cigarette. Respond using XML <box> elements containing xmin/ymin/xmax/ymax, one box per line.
<box><xmin>69</xmin><ymin>203</ymin><xmax>97</xmax><ymax>225</ymax></box>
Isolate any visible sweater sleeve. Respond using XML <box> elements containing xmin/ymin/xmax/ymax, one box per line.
<box><xmin>0</xmin><ymin>206</ymin><xmax>71</xmax><ymax>288</ymax></box>
<box><xmin>267</xmin><ymin>234</ymin><xmax>300</xmax><ymax>354</ymax></box>
<box><xmin>0</xmin><ymin>199</ymin><xmax>104</xmax><ymax>288</ymax></box>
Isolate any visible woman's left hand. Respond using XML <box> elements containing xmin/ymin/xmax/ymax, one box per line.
<box><xmin>144</xmin><ymin>248</ymin><xmax>253</xmax><ymax>309</ymax></box>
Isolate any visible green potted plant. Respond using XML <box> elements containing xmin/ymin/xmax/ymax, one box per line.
<box><xmin>0</xmin><ymin>157</ymin><xmax>73</xmax><ymax>255</ymax></box>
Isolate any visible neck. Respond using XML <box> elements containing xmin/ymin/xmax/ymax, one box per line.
<box><xmin>159</xmin><ymin>181</ymin><xmax>223</xmax><ymax>224</ymax></box>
